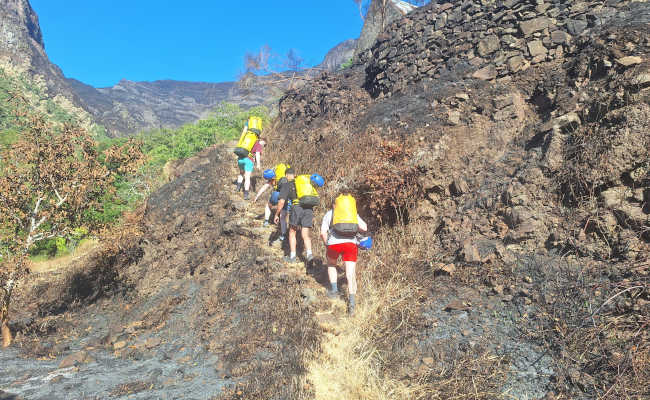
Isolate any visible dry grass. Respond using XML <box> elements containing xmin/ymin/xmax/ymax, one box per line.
<box><xmin>304</xmin><ymin>225</ymin><xmax>508</xmax><ymax>400</ymax></box>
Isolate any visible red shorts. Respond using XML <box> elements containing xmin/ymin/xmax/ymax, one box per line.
<box><xmin>326</xmin><ymin>242</ymin><xmax>358</xmax><ymax>262</ymax></box>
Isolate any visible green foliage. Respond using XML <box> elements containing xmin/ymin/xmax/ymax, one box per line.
<box><xmin>0</xmin><ymin>67</ymin><xmax>82</xmax><ymax>149</ymax></box>
<box><xmin>137</xmin><ymin>102</ymin><xmax>270</xmax><ymax>169</ymax></box>
<box><xmin>339</xmin><ymin>58</ymin><xmax>354</xmax><ymax>70</ymax></box>
<box><xmin>89</xmin><ymin>102</ymin><xmax>270</xmax><ymax>226</ymax></box>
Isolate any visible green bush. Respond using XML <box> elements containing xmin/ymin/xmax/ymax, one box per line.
<box><xmin>87</xmin><ymin>102</ymin><xmax>270</xmax><ymax>226</ymax></box>
<box><xmin>339</xmin><ymin>58</ymin><xmax>354</xmax><ymax>70</ymax></box>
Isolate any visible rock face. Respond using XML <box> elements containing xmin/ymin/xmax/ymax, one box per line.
<box><xmin>0</xmin><ymin>0</ymin><xmax>84</xmax><ymax>109</ymax></box>
<box><xmin>317</xmin><ymin>39</ymin><xmax>358</xmax><ymax>72</ymax></box>
<box><xmin>354</xmin><ymin>0</ymin><xmax>417</xmax><ymax>59</ymax></box>
<box><xmin>275</xmin><ymin>1</ymin><xmax>649</xmax><ymax>397</ymax></box>
<box><xmin>364</xmin><ymin>0</ymin><xmax>647</xmax><ymax>98</ymax></box>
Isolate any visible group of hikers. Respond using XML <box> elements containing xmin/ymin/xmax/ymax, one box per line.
<box><xmin>233</xmin><ymin>117</ymin><xmax>370</xmax><ymax>315</ymax></box>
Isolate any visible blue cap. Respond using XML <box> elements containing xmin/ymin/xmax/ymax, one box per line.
<box><xmin>263</xmin><ymin>169</ymin><xmax>275</xmax><ymax>180</ymax></box>
<box><xmin>310</xmin><ymin>173</ymin><xmax>325</xmax><ymax>187</ymax></box>
<box><xmin>358</xmin><ymin>236</ymin><xmax>373</xmax><ymax>250</ymax></box>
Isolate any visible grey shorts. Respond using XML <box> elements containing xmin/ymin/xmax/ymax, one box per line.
<box><xmin>289</xmin><ymin>204</ymin><xmax>314</xmax><ymax>228</ymax></box>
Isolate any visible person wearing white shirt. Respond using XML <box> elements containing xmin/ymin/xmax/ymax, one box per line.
<box><xmin>320</xmin><ymin>198</ymin><xmax>368</xmax><ymax>315</ymax></box>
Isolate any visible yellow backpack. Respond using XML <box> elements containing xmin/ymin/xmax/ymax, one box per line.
<box><xmin>274</xmin><ymin>163</ymin><xmax>290</xmax><ymax>190</ymax></box>
<box><xmin>294</xmin><ymin>174</ymin><xmax>319</xmax><ymax>207</ymax></box>
<box><xmin>248</xmin><ymin>116</ymin><xmax>263</xmax><ymax>135</ymax></box>
<box><xmin>275</xmin><ymin>163</ymin><xmax>290</xmax><ymax>181</ymax></box>
<box><xmin>333</xmin><ymin>194</ymin><xmax>359</xmax><ymax>236</ymax></box>
<box><xmin>234</xmin><ymin>130</ymin><xmax>258</xmax><ymax>158</ymax></box>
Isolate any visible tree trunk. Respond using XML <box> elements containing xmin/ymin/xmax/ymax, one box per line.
<box><xmin>1</xmin><ymin>319</ymin><xmax>11</xmax><ymax>348</ymax></box>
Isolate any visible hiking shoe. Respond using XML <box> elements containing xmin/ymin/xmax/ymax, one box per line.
<box><xmin>326</xmin><ymin>290</ymin><xmax>339</xmax><ymax>299</ymax></box>
<box><xmin>243</xmin><ymin>191</ymin><xmax>250</xmax><ymax>200</ymax></box>
<box><xmin>348</xmin><ymin>303</ymin><xmax>356</xmax><ymax>316</ymax></box>
<box><xmin>263</xmin><ymin>220</ymin><xmax>270</xmax><ymax>227</ymax></box>
<box><xmin>306</xmin><ymin>253</ymin><xmax>314</xmax><ymax>262</ymax></box>
<box><xmin>236</xmin><ymin>182</ymin><xmax>243</xmax><ymax>192</ymax></box>
<box><xmin>284</xmin><ymin>255</ymin><xmax>297</xmax><ymax>264</ymax></box>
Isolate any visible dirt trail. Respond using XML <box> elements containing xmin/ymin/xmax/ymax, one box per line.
<box><xmin>225</xmin><ymin>158</ymin><xmax>377</xmax><ymax>399</ymax></box>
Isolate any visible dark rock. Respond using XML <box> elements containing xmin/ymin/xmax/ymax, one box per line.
<box><xmin>566</xmin><ymin>19</ymin><xmax>588</xmax><ymax>35</ymax></box>
<box><xmin>0</xmin><ymin>391</ymin><xmax>24</xmax><ymax>400</ymax></box>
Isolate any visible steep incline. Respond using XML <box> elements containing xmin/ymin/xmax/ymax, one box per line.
<box><xmin>269</xmin><ymin>0</ymin><xmax>650</xmax><ymax>398</ymax></box>
<box><xmin>2</xmin><ymin>144</ymin><xmax>338</xmax><ymax>399</ymax></box>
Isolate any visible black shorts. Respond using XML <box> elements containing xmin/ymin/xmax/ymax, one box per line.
<box><xmin>289</xmin><ymin>204</ymin><xmax>314</xmax><ymax>228</ymax></box>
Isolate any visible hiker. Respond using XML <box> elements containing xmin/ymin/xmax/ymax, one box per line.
<box><xmin>320</xmin><ymin>194</ymin><xmax>368</xmax><ymax>315</ymax></box>
<box><xmin>274</xmin><ymin>169</ymin><xmax>325</xmax><ymax>263</ymax></box>
<box><xmin>254</xmin><ymin>164</ymin><xmax>291</xmax><ymax>242</ymax></box>
<box><xmin>234</xmin><ymin>116</ymin><xmax>265</xmax><ymax>200</ymax></box>
<box><xmin>236</xmin><ymin>137</ymin><xmax>266</xmax><ymax>200</ymax></box>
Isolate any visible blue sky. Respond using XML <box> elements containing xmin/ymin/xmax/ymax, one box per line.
<box><xmin>30</xmin><ymin>1</ymin><xmax>364</xmax><ymax>88</ymax></box>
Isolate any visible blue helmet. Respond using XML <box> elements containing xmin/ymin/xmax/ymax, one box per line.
<box><xmin>263</xmin><ymin>169</ymin><xmax>275</xmax><ymax>180</ymax></box>
<box><xmin>358</xmin><ymin>236</ymin><xmax>373</xmax><ymax>250</ymax></box>
<box><xmin>310</xmin><ymin>173</ymin><xmax>325</xmax><ymax>187</ymax></box>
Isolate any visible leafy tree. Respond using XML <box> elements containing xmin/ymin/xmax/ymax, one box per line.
<box><xmin>0</xmin><ymin>101</ymin><xmax>143</xmax><ymax>347</ymax></box>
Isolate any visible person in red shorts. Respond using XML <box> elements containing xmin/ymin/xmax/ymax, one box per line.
<box><xmin>320</xmin><ymin>197</ymin><xmax>368</xmax><ymax>315</ymax></box>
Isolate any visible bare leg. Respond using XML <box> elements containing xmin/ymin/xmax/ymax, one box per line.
<box><xmin>280</xmin><ymin>209</ymin><xmax>288</xmax><ymax>237</ymax></box>
<box><xmin>345</xmin><ymin>261</ymin><xmax>357</xmax><ymax>295</ymax></box>
<box><xmin>289</xmin><ymin>226</ymin><xmax>297</xmax><ymax>255</ymax></box>
<box><xmin>244</xmin><ymin>171</ymin><xmax>252</xmax><ymax>191</ymax></box>
<box><xmin>327</xmin><ymin>255</ymin><xmax>338</xmax><ymax>286</ymax></box>
<box><xmin>237</xmin><ymin>168</ymin><xmax>244</xmax><ymax>185</ymax></box>
<box><xmin>264</xmin><ymin>203</ymin><xmax>272</xmax><ymax>221</ymax></box>
<box><xmin>301</xmin><ymin>227</ymin><xmax>312</xmax><ymax>254</ymax></box>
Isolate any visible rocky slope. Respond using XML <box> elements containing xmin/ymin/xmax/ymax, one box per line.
<box><xmin>2</xmin><ymin>0</ymin><xmax>648</xmax><ymax>399</ymax></box>
<box><xmin>0</xmin><ymin>0</ymin><xmax>91</xmax><ymax>122</ymax></box>
<box><xmin>271</xmin><ymin>0</ymin><xmax>649</xmax><ymax>398</ymax></box>
<box><xmin>2</xmin><ymin>144</ymin><xmax>327</xmax><ymax>399</ymax></box>
<box><xmin>317</xmin><ymin>39</ymin><xmax>357</xmax><ymax>72</ymax></box>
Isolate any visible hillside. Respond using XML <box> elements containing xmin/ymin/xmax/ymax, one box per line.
<box><xmin>1</xmin><ymin>0</ymin><xmax>649</xmax><ymax>400</ymax></box>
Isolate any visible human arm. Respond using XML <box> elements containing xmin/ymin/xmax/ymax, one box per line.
<box><xmin>255</xmin><ymin>152</ymin><xmax>261</xmax><ymax>170</ymax></box>
<box><xmin>274</xmin><ymin>199</ymin><xmax>285</xmax><ymax>224</ymax></box>
<box><xmin>320</xmin><ymin>210</ymin><xmax>332</xmax><ymax>244</ymax></box>
<box><xmin>253</xmin><ymin>183</ymin><xmax>271</xmax><ymax>202</ymax></box>
<box><xmin>357</xmin><ymin>215</ymin><xmax>368</xmax><ymax>233</ymax></box>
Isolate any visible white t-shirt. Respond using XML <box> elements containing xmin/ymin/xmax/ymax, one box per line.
<box><xmin>321</xmin><ymin>209</ymin><xmax>368</xmax><ymax>246</ymax></box>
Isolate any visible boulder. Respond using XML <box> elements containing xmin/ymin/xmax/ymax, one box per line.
<box><xmin>58</xmin><ymin>351</ymin><xmax>95</xmax><ymax>369</ymax></box>
<box><xmin>527</xmin><ymin>40</ymin><xmax>548</xmax><ymax>57</ymax></box>
<box><xmin>520</xmin><ymin>17</ymin><xmax>552</xmax><ymax>36</ymax></box>
<box><xmin>507</xmin><ymin>55</ymin><xmax>527</xmax><ymax>72</ymax></box>
<box><xmin>616</xmin><ymin>56</ymin><xmax>643</xmax><ymax>66</ymax></box>
<box><xmin>550</xmin><ymin>30</ymin><xmax>572</xmax><ymax>45</ymax></box>
<box><xmin>566</xmin><ymin>19</ymin><xmax>588</xmax><ymax>35</ymax></box>
<box><xmin>472</xmin><ymin>65</ymin><xmax>497</xmax><ymax>80</ymax></box>
<box><xmin>477</xmin><ymin>35</ymin><xmax>500</xmax><ymax>57</ymax></box>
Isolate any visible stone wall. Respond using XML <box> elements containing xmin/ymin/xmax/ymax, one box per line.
<box><xmin>365</xmin><ymin>0</ymin><xmax>648</xmax><ymax>97</ymax></box>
